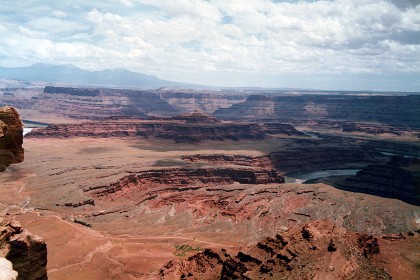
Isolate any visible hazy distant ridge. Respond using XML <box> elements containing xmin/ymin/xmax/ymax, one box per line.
<box><xmin>0</xmin><ymin>63</ymin><xmax>187</xmax><ymax>89</ymax></box>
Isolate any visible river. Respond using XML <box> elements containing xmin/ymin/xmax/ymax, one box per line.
<box><xmin>23</xmin><ymin>128</ymin><xmax>33</xmax><ymax>136</ymax></box>
<box><xmin>285</xmin><ymin>169</ymin><xmax>360</xmax><ymax>184</ymax></box>
<box><xmin>380</xmin><ymin>151</ymin><xmax>418</xmax><ymax>159</ymax></box>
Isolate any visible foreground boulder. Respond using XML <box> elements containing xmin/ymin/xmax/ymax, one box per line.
<box><xmin>0</xmin><ymin>106</ymin><xmax>24</xmax><ymax>171</ymax></box>
<box><xmin>0</xmin><ymin>218</ymin><xmax>48</xmax><ymax>280</ymax></box>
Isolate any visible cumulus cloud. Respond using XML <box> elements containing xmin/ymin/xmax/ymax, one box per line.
<box><xmin>0</xmin><ymin>0</ymin><xmax>419</xmax><ymax>90</ymax></box>
<box><xmin>51</xmin><ymin>10</ymin><xmax>67</xmax><ymax>18</ymax></box>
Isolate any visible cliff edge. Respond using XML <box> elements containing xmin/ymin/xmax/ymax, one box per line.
<box><xmin>0</xmin><ymin>106</ymin><xmax>24</xmax><ymax>171</ymax></box>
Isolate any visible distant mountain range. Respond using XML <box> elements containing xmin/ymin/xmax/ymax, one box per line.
<box><xmin>0</xmin><ymin>63</ymin><xmax>192</xmax><ymax>89</ymax></box>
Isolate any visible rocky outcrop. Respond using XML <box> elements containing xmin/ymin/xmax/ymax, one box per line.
<box><xmin>214</xmin><ymin>94</ymin><xmax>420</xmax><ymax>129</ymax></box>
<box><xmin>159</xmin><ymin>220</ymin><xmax>392</xmax><ymax>279</ymax></box>
<box><xmin>0</xmin><ymin>219</ymin><xmax>48</xmax><ymax>280</ymax></box>
<box><xmin>84</xmin><ymin>167</ymin><xmax>284</xmax><ymax>197</ymax></box>
<box><xmin>336</xmin><ymin>156</ymin><xmax>420</xmax><ymax>205</ymax></box>
<box><xmin>0</xmin><ymin>106</ymin><xmax>24</xmax><ymax>171</ymax></box>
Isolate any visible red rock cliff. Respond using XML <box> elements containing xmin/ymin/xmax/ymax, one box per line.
<box><xmin>0</xmin><ymin>106</ymin><xmax>24</xmax><ymax>171</ymax></box>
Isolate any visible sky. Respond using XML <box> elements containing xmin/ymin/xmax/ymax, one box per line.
<box><xmin>0</xmin><ymin>0</ymin><xmax>419</xmax><ymax>91</ymax></box>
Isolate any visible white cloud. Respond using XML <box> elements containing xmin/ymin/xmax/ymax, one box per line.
<box><xmin>137</xmin><ymin>0</ymin><xmax>223</xmax><ymax>21</ymax></box>
<box><xmin>27</xmin><ymin>17</ymin><xmax>89</xmax><ymax>35</ymax></box>
<box><xmin>52</xmin><ymin>10</ymin><xmax>67</xmax><ymax>18</ymax></box>
<box><xmin>0</xmin><ymin>0</ymin><xmax>419</xmax><ymax>90</ymax></box>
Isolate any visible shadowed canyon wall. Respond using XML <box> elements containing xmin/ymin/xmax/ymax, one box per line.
<box><xmin>214</xmin><ymin>94</ymin><xmax>420</xmax><ymax>128</ymax></box>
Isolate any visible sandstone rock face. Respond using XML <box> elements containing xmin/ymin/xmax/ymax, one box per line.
<box><xmin>159</xmin><ymin>220</ymin><xmax>392</xmax><ymax>280</ymax></box>
<box><xmin>0</xmin><ymin>219</ymin><xmax>48</xmax><ymax>280</ymax></box>
<box><xmin>0</xmin><ymin>106</ymin><xmax>24</xmax><ymax>171</ymax></box>
<box><xmin>336</xmin><ymin>156</ymin><xmax>420</xmax><ymax>205</ymax></box>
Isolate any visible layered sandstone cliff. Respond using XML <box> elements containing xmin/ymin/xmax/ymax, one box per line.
<box><xmin>26</xmin><ymin>113</ymin><xmax>304</xmax><ymax>142</ymax></box>
<box><xmin>26</xmin><ymin>120</ymin><xmax>267</xmax><ymax>143</ymax></box>
<box><xmin>0</xmin><ymin>106</ymin><xmax>24</xmax><ymax>171</ymax></box>
<box><xmin>84</xmin><ymin>167</ymin><xmax>284</xmax><ymax>198</ymax></box>
<box><xmin>0</xmin><ymin>219</ymin><xmax>48</xmax><ymax>280</ymax></box>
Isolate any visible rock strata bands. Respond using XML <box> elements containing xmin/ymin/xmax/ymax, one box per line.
<box><xmin>26</xmin><ymin>116</ymin><xmax>304</xmax><ymax>142</ymax></box>
<box><xmin>26</xmin><ymin>120</ymin><xmax>266</xmax><ymax>142</ymax></box>
<box><xmin>85</xmin><ymin>167</ymin><xmax>284</xmax><ymax>197</ymax></box>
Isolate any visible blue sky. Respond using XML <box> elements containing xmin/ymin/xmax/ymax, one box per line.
<box><xmin>0</xmin><ymin>0</ymin><xmax>419</xmax><ymax>91</ymax></box>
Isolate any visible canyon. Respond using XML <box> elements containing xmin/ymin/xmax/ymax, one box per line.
<box><xmin>0</xmin><ymin>86</ymin><xmax>419</xmax><ymax>279</ymax></box>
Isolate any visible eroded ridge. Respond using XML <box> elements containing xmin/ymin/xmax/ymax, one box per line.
<box><xmin>84</xmin><ymin>167</ymin><xmax>285</xmax><ymax>198</ymax></box>
<box><xmin>159</xmin><ymin>220</ymin><xmax>419</xmax><ymax>280</ymax></box>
